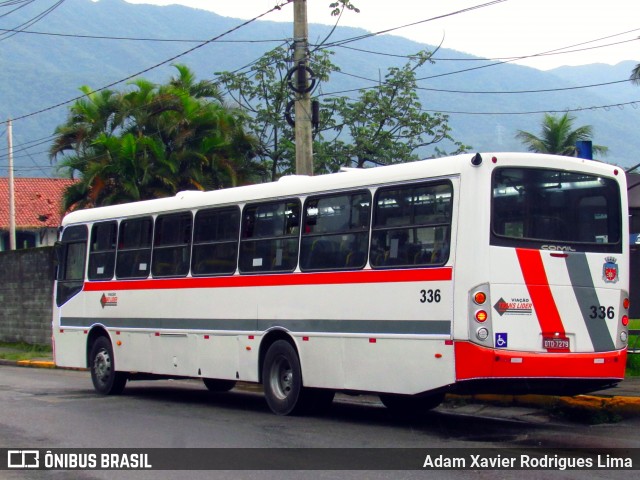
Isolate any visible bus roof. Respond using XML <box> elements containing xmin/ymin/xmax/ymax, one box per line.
<box><xmin>61</xmin><ymin>152</ymin><xmax>620</xmax><ymax>226</ymax></box>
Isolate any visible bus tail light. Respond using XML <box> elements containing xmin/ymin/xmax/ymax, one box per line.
<box><xmin>469</xmin><ymin>284</ymin><xmax>492</xmax><ymax>346</ymax></box>
<box><xmin>473</xmin><ymin>292</ymin><xmax>487</xmax><ymax>305</ymax></box>
<box><xmin>617</xmin><ymin>291</ymin><xmax>630</xmax><ymax>348</ymax></box>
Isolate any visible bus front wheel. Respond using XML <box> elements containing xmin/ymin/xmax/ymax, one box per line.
<box><xmin>89</xmin><ymin>336</ymin><xmax>127</xmax><ymax>395</ymax></box>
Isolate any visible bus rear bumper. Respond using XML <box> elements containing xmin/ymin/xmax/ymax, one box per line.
<box><xmin>452</xmin><ymin>341</ymin><xmax>626</xmax><ymax>396</ymax></box>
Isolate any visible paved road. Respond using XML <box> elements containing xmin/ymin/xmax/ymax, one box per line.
<box><xmin>1</xmin><ymin>366</ymin><xmax>639</xmax><ymax>479</ymax></box>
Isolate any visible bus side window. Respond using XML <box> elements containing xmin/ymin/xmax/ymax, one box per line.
<box><xmin>239</xmin><ymin>200</ymin><xmax>300</xmax><ymax>273</ymax></box>
<box><xmin>116</xmin><ymin>217</ymin><xmax>153</xmax><ymax>279</ymax></box>
<box><xmin>300</xmin><ymin>191</ymin><xmax>370</xmax><ymax>271</ymax></box>
<box><xmin>371</xmin><ymin>182</ymin><xmax>453</xmax><ymax>268</ymax></box>
<box><xmin>192</xmin><ymin>207</ymin><xmax>240</xmax><ymax>276</ymax></box>
<box><xmin>88</xmin><ymin>221</ymin><xmax>117</xmax><ymax>280</ymax></box>
<box><xmin>56</xmin><ymin>225</ymin><xmax>88</xmax><ymax>306</ymax></box>
<box><xmin>152</xmin><ymin>212</ymin><xmax>192</xmax><ymax>278</ymax></box>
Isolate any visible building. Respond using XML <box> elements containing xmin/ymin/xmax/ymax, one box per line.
<box><xmin>0</xmin><ymin>177</ymin><xmax>76</xmax><ymax>251</ymax></box>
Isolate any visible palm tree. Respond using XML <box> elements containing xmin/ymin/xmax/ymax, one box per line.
<box><xmin>51</xmin><ymin>65</ymin><xmax>260</xmax><ymax>210</ymax></box>
<box><xmin>631</xmin><ymin>63</ymin><xmax>640</xmax><ymax>85</ymax></box>
<box><xmin>49</xmin><ymin>87</ymin><xmax>123</xmax><ymax>164</ymax></box>
<box><xmin>515</xmin><ymin>113</ymin><xmax>607</xmax><ymax>157</ymax></box>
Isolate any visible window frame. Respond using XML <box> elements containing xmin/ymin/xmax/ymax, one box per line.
<box><xmin>239</xmin><ymin>199</ymin><xmax>301</xmax><ymax>274</ymax></box>
<box><xmin>88</xmin><ymin>221</ymin><xmax>118</xmax><ymax>281</ymax></box>
<box><xmin>191</xmin><ymin>206</ymin><xmax>240</xmax><ymax>277</ymax></box>
<box><xmin>370</xmin><ymin>180</ymin><xmax>453</xmax><ymax>269</ymax></box>
<box><xmin>151</xmin><ymin>211</ymin><xmax>193</xmax><ymax>278</ymax></box>
<box><xmin>115</xmin><ymin>216</ymin><xmax>154</xmax><ymax>280</ymax></box>
<box><xmin>300</xmin><ymin>189</ymin><xmax>371</xmax><ymax>272</ymax></box>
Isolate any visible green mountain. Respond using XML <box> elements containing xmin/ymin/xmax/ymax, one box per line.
<box><xmin>1</xmin><ymin>0</ymin><xmax>639</xmax><ymax>176</ymax></box>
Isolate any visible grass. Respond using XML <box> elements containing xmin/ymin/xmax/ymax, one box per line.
<box><xmin>0</xmin><ymin>341</ymin><xmax>52</xmax><ymax>361</ymax></box>
<box><xmin>627</xmin><ymin>319</ymin><xmax>640</xmax><ymax>377</ymax></box>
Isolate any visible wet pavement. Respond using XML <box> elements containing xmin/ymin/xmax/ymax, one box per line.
<box><xmin>1</xmin><ymin>345</ymin><xmax>639</xmax><ymax>417</ymax></box>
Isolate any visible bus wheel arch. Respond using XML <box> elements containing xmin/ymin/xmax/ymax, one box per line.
<box><xmin>87</xmin><ymin>329</ymin><xmax>127</xmax><ymax>395</ymax></box>
<box><xmin>258</xmin><ymin>329</ymin><xmax>299</xmax><ymax>384</ymax></box>
<box><xmin>86</xmin><ymin>326</ymin><xmax>109</xmax><ymax>368</ymax></box>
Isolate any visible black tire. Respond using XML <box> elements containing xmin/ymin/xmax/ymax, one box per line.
<box><xmin>89</xmin><ymin>336</ymin><xmax>127</xmax><ymax>395</ymax></box>
<box><xmin>307</xmin><ymin>388</ymin><xmax>335</xmax><ymax>414</ymax></box>
<box><xmin>203</xmin><ymin>378</ymin><xmax>236</xmax><ymax>392</ymax></box>
<box><xmin>379</xmin><ymin>392</ymin><xmax>444</xmax><ymax>416</ymax></box>
<box><xmin>262</xmin><ymin>340</ymin><xmax>309</xmax><ymax>415</ymax></box>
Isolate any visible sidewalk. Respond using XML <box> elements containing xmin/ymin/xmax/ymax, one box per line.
<box><xmin>2</xmin><ymin>346</ymin><xmax>640</xmax><ymax>417</ymax></box>
<box><xmin>449</xmin><ymin>377</ymin><xmax>640</xmax><ymax>419</ymax></box>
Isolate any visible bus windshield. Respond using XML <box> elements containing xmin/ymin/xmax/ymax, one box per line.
<box><xmin>491</xmin><ymin>167</ymin><xmax>622</xmax><ymax>252</ymax></box>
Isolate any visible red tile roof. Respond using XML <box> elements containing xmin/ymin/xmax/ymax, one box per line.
<box><xmin>0</xmin><ymin>178</ymin><xmax>77</xmax><ymax>229</ymax></box>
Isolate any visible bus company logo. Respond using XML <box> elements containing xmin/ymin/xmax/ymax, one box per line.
<box><xmin>602</xmin><ymin>257</ymin><xmax>619</xmax><ymax>283</ymax></box>
<box><xmin>100</xmin><ymin>293</ymin><xmax>118</xmax><ymax>308</ymax></box>
<box><xmin>493</xmin><ymin>297</ymin><xmax>533</xmax><ymax>316</ymax></box>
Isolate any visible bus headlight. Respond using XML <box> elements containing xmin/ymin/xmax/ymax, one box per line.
<box><xmin>620</xmin><ymin>331</ymin><xmax>628</xmax><ymax>343</ymax></box>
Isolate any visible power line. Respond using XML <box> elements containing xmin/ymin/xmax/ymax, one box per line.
<box><xmin>332</xmin><ymin>35</ymin><xmax>640</xmax><ymax>62</ymax></box>
<box><xmin>0</xmin><ymin>0</ymin><xmax>34</xmax><ymax>19</ymax></box>
<box><xmin>318</xmin><ymin>0</ymin><xmax>509</xmax><ymax>49</ymax></box>
<box><xmin>333</xmin><ymin>69</ymin><xmax>634</xmax><ymax>95</ymax></box>
<box><xmin>419</xmin><ymin>99</ymin><xmax>640</xmax><ymax>116</ymax></box>
<box><xmin>0</xmin><ymin>26</ymin><xmax>288</xmax><ymax>43</ymax></box>
<box><xmin>0</xmin><ymin>0</ymin><xmax>294</xmax><ymax>127</ymax></box>
<box><xmin>0</xmin><ymin>0</ymin><xmax>65</xmax><ymax>42</ymax></box>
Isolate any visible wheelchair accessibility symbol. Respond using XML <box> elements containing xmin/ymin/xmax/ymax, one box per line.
<box><xmin>495</xmin><ymin>333</ymin><xmax>508</xmax><ymax>348</ymax></box>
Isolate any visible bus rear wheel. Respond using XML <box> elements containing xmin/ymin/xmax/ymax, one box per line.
<box><xmin>262</xmin><ymin>340</ymin><xmax>308</xmax><ymax>415</ymax></box>
<box><xmin>379</xmin><ymin>392</ymin><xmax>444</xmax><ymax>416</ymax></box>
<box><xmin>90</xmin><ymin>336</ymin><xmax>127</xmax><ymax>395</ymax></box>
<box><xmin>203</xmin><ymin>378</ymin><xmax>236</xmax><ymax>392</ymax></box>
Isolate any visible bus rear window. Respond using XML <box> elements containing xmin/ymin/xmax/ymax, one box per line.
<box><xmin>491</xmin><ymin>167</ymin><xmax>622</xmax><ymax>252</ymax></box>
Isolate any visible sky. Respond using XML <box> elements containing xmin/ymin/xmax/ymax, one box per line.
<box><xmin>123</xmin><ymin>0</ymin><xmax>640</xmax><ymax>71</ymax></box>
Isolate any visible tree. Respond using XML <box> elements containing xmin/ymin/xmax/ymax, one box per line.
<box><xmin>631</xmin><ymin>63</ymin><xmax>640</xmax><ymax>85</ymax></box>
<box><xmin>218</xmin><ymin>46</ymin><xmax>337</xmax><ymax>180</ymax></box>
<box><xmin>319</xmin><ymin>50</ymin><xmax>469</xmax><ymax>170</ymax></box>
<box><xmin>218</xmin><ymin>46</ymin><xmax>470</xmax><ymax>180</ymax></box>
<box><xmin>51</xmin><ymin>65</ymin><xmax>259</xmax><ymax>210</ymax></box>
<box><xmin>515</xmin><ymin>112</ymin><xmax>607</xmax><ymax>157</ymax></box>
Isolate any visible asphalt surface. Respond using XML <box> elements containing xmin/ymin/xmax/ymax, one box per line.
<box><xmin>1</xmin><ymin>346</ymin><xmax>639</xmax><ymax>417</ymax></box>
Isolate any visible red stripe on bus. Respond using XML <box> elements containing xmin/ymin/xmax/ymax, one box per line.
<box><xmin>516</xmin><ymin>248</ymin><xmax>567</xmax><ymax>339</ymax></box>
<box><xmin>82</xmin><ymin>267</ymin><xmax>453</xmax><ymax>292</ymax></box>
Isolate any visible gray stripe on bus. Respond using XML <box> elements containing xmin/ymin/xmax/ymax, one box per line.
<box><xmin>565</xmin><ymin>253</ymin><xmax>615</xmax><ymax>352</ymax></box>
<box><xmin>60</xmin><ymin>317</ymin><xmax>452</xmax><ymax>336</ymax></box>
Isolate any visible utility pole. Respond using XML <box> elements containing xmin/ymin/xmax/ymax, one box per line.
<box><xmin>7</xmin><ymin>118</ymin><xmax>16</xmax><ymax>250</ymax></box>
<box><xmin>293</xmin><ymin>0</ymin><xmax>314</xmax><ymax>175</ymax></box>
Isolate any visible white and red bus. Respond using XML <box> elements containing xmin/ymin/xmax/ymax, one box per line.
<box><xmin>53</xmin><ymin>152</ymin><xmax>631</xmax><ymax>415</ymax></box>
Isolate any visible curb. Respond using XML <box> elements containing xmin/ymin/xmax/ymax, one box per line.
<box><xmin>446</xmin><ymin>393</ymin><xmax>640</xmax><ymax>418</ymax></box>
<box><xmin>16</xmin><ymin>360</ymin><xmax>56</xmax><ymax>369</ymax></box>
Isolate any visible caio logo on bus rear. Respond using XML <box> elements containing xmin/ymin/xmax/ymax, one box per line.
<box><xmin>541</xmin><ymin>245</ymin><xmax>576</xmax><ymax>252</ymax></box>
